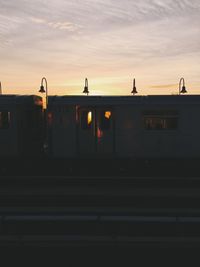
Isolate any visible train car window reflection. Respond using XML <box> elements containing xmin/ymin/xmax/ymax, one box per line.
<box><xmin>100</xmin><ymin>110</ymin><xmax>111</xmax><ymax>130</ymax></box>
<box><xmin>143</xmin><ymin>110</ymin><xmax>178</xmax><ymax>130</ymax></box>
<box><xmin>0</xmin><ymin>111</ymin><xmax>10</xmax><ymax>129</ymax></box>
<box><xmin>81</xmin><ymin>110</ymin><xmax>92</xmax><ymax>130</ymax></box>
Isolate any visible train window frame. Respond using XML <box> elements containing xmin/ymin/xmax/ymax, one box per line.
<box><xmin>0</xmin><ymin>111</ymin><xmax>10</xmax><ymax>129</ymax></box>
<box><xmin>143</xmin><ymin>110</ymin><xmax>178</xmax><ymax>131</ymax></box>
<box><xmin>99</xmin><ymin>110</ymin><xmax>112</xmax><ymax>131</ymax></box>
<box><xmin>80</xmin><ymin>109</ymin><xmax>93</xmax><ymax>130</ymax></box>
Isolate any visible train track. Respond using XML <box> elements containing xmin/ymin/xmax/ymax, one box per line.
<box><xmin>0</xmin><ymin>175</ymin><xmax>200</xmax><ymax>247</ymax></box>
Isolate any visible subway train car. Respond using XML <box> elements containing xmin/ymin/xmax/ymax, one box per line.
<box><xmin>0</xmin><ymin>93</ymin><xmax>200</xmax><ymax>175</ymax></box>
<box><xmin>0</xmin><ymin>95</ymin><xmax>44</xmax><ymax>158</ymax></box>
<box><xmin>47</xmin><ymin>95</ymin><xmax>200</xmax><ymax>160</ymax></box>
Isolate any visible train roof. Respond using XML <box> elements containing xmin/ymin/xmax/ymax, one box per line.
<box><xmin>48</xmin><ymin>95</ymin><xmax>200</xmax><ymax>106</ymax></box>
<box><xmin>0</xmin><ymin>95</ymin><xmax>42</xmax><ymax>105</ymax></box>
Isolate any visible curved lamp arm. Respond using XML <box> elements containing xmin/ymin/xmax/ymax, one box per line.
<box><xmin>39</xmin><ymin>77</ymin><xmax>48</xmax><ymax>107</ymax></box>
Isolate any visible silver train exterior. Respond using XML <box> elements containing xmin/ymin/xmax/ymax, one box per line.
<box><xmin>0</xmin><ymin>95</ymin><xmax>44</xmax><ymax>158</ymax></box>
<box><xmin>47</xmin><ymin>95</ymin><xmax>200</xmax><ymax>159</ymax></box>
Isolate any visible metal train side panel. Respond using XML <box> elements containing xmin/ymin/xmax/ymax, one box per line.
<box><xmin>114</xmin><ymin>105</ymin><xmax>141</xmax><ymax>158</ymax></box>
<box><xmin>49</xmin><ymin>105</ymin><xmax>77</xmax><ymax>157</ymax></box>
<box><xmin>0</xmin><ymin>95</ymin><xmax>43</xmax><ymax>158</ymax></box>
<box><xmin>48</xmin><ymin>95</ymin><xmax>200</xmax><ymax>159</ymax></box>
<box><xmin>0</xmin><ymin>103</ymin><xmax>18</xmax><ymax>157</ymax></box>
<box><xmin>114</xmin><ymin>100</ymin><xmax>200</xmax><ymax>159</ymax></box>
<box><xmin>175</xmin><ymin>105</ymin><xmax>200</xmax><ymax>157</ymax></box>
<box><xmin>139</xmin><ymin>104</ymin><xmax>179</xmax><ymax>158</ymax></box>
<box><xmin>137</xmin><ymin>102</ymin><xmax>200</xmax><ymax>158</ymax></box>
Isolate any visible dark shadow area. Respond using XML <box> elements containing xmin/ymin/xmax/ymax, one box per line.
<box><xmin>0</xmin><ymin>158</ymin><xmax>200</xmax><ymax>249</ymax></box>
<box><xmin>1</xmin><ymin>157</ymin><xmax>200</xmax><ymax>177</ymax></box>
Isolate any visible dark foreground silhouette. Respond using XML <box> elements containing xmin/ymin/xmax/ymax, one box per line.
<box><xmin>1</xmin><ymin>158</ymin><xmax>200</xmax><ymax>249</ymax></box>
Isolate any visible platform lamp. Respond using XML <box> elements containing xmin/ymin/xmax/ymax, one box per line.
<box><xmin>0</xmin><ymin>82</ymin><xmax>2</xmax><ymax>95</ymax></box>
<box><xmin>39</xmin><ymin>77</ymin><xmax>48</xmax><ymax>107</ymax></box>
<box><xmin>131</xmin><ymin>78</ymin><xmax>137</xmax><ymax>95</ymax></box>
<box><xmin>179</xmin><ymin>77</ymin><xmax>187</xmax><ymax>95</ymax></box>
<box><xmin>38</xmin><ymin>77</ymin><xmax>48</xmax><ymax>153</ymax></box>
<box><xmin>83</xmin><ymin>78</ymin><xmax>89</xmax><ymax>95</ymax></box>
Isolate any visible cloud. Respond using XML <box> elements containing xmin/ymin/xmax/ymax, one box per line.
<box><xmin>30</xmin><ymin>18</ymin><xmax>46</xmax><ymax>24</ymax></box>
<box><xmin>0</xmin><ymin>14</ymin><xmax>25</xmax><ymax>47</ymax></box>
<box><xmin>47</xmin><ymin>22</ymin><xmax>78</xmax><ymax>31</ymax></box>
<box><xmin>150</xmin><ymin>84</ymin><xmax>178</xmax><ymax>89</ymax></box>
<box><xmin>0</xmin><ymin>0</ymin><xmax>199</xmax><ymax>94</ymax></box>
<box><xmin>1</xmin><ymin>0</ymin><xmax>199</xmax><ymax>27</ymax></box>
<box><xmin>30</xmin><ymin>17</ymin><xmax>80</xmax><ymax>32</ymax></box>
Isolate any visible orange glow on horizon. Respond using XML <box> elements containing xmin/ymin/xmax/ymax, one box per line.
<box><xmin>1</xmin><ymin>77</ymin><xmax>200</xmax><ymax>96</ymax></box>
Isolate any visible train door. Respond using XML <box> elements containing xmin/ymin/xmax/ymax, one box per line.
<box><xmin>77</xmin><ymin>106</ymin><xmax>114</xmax><ymax>156</ymax></box>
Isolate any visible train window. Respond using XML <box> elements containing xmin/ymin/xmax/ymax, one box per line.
<box><xmin>99</xmin><ymin>110</ymin><xmax>111</xmax><ymax>130</ymax></box>
<box><xmin>0</xmin><ymin>111</ymin><xmax>10</xmax><ymax>129</ymax></box>
<box><xmin>81</xmin><ymin>110</ymin><xmax>92</xmax><ymax>130</ymax></box>
<box><xmin>143</xmin><ymin>110</ymin><xmax>178</xmax><ymax>130</ymax></box>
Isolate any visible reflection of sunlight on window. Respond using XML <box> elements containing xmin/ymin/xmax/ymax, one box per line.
<box><xmin>105</xmin><ymin>111</ymin><xmax>111</xmax><ymax>119</ymax></box>
<box><xmin>87</xmin><ymin>111</ymin><xmax>92</xmax><ymax>125</ymax></box>
<box><xmin>97</xmin><ymin>127</ymin><xmax>103</xmax><ymax>138</ymax></box>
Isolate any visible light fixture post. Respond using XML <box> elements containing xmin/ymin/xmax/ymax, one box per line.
<box><xmin>0</xmin><ymin>81</ymin><xmax>2</xmax><ymax>95</ymax></box>
<box><xmin>83</xmin><ymin>78</ymin><xmax>89</xmax><ymax>95</ymax></box>
<box><xmin>38</xmin><ymin>77</ymin><xmax>48</xmax><ymax>153</ymax></box>
<box><xmin>39</xmin><ymin>77</ymin><xmax>48</xmax><ymax>107</ymax></box>
<box><xmin>179</xmin><ymin>77</ymin><xmax>187</xmax><ymax>95</ymax></box>
<box><xmin>131</xmin><ymin>78</ymin><xmax>137</xmax><ymax>95</ymax></box>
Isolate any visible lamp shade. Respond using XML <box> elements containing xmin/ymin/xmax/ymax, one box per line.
<box><xmin>39</xmin><ymin>85</ymin><xmax>46</xmax><ymax>93</ymax></box>
<box><xmin>180</xmin><ymin>85</ymin><xmax>187</xmax><ymax>94</ymax></box>
<box><xmin>83</xmin><ymin>86</ymin><xmax>89</xmax><ymax>94</ymax></box>
<box><xmin>83</xmin><ymin>78</ymin><xmax>89</xmax><ymax>95</ymax></box>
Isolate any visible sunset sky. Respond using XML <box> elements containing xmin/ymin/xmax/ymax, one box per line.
<box><xmin>0</xmin><ymin>0</ymin><xmax>200</xmax><ymax>96</ymax></box>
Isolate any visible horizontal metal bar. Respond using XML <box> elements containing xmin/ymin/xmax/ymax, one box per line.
<box><xmin>1</xmin><ymin>176</ymin><xmax>200</xmax><ymax>180</ymax></box>
<box><xmin>3</xmin><ymin>215</ymin><xmax>200</xmax><ymax>223</ymax></box>
<box><xmin>3</xmin><ymin>215</ymin><xmax>98</xmax><ymax>221</ymax></box>
<box><xmin>1</xmin><ymin>235</ymin><xmax>200</xmax><ymax>244</ymax></box>
<box><xmin>0</xmin><ymin>207</ymin><xmax>200</xmax><ymax>214</ymax></box>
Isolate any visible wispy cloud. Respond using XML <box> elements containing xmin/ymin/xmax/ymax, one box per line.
<box><xmin>30</xmin><ymin>17</ymin><xmax>80</xmax><ymax>32</ymax></box>
<box><xmin>0</xmin><ymin>0</ymin><xmax>199</xmax><ymax>94</ymax></box>
<box><xmin>150</xmin><ymin>84</ymin><xmax>178</xmax><ymax>89</ymax></box>
<box><xmin>0</xmin><ymin>14</ymin><xmax>25</xmax><ymax>47</ymax></box>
